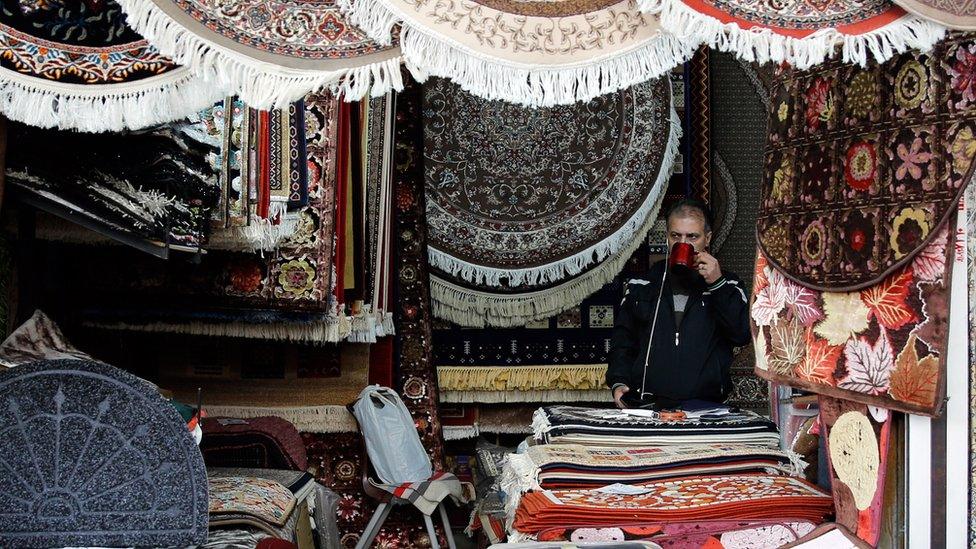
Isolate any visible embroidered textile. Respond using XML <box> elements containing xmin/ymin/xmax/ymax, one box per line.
<box><xmin>338</xmin><ymin>0</ymin><xmax>694</xmax><ymax>107</ymax></box>
<box><xmin>513</xmin><ymin>443</ymin><xmax>795</xmax><ymax>489</ymax></box>
<box><xmin>513</xmin><ymin>474</ymin><xmax>833</xmax><ymax>533</ymax></box>
<box><xmin>751</xmin><ymin>213</ymin><xmax>955</xmax><ymax>415</ymax></box>
<box><xmin>758</xmin><ymin>35</ymin><xmax>976</xmax><ymax>291</ymax></box>
<box><xmin>536</xmin><ymin>520</ymin><xmax>816</xmax><ymax>545</ymax></box>
<box><xmin>894</xmin><ymin>0</ymin><xmax>976</xmax><ymax>30</ymax></box>
<box><xmin>113</xmin><ymin>0</ymin><xmax>402</xmax><ymax>108</ymax></box>
<box><xmin>6</xmin><ymin>121</ymin><xmax>220</xmax><ymax>249</ymax></box>
<box><xmin>0</xmin><ymin>360</ymin><xmax>209</xmax><ymax>547</ymax></box>
<box><xmin>208</xmin><ymin>476</ymin><xmax>297</xmax><ymax>527</ymax></box>
<box><xmin>0</xmin><ymin>0</ymin><xmax>216</xmax><ymax>131</ymax></box>
<box><xmin>426</xmin><ymin>77</ymin><xmax>678</xmax><ymax>326</ymax></box>
<box><xmin>392</xmin><ymin>77</ymin><xmax>446</xmax><ymax>467</ymax></box>
<box><xmin>534</xmin><ymin>405</ymin><xmax>781</xmax><ymax>447</ymax></box>
<box><xmin>371</xmin><ymin>471</ymin><xmax>463</xmax><ymax>516</ymax></box>
<box><xmin>818</xmin><ymin>396</ymin><xmax>891</xmax><ymax>546</ymax></box>
<box><xmin>641</xmin><ymin>0</ymin><xmax>945</xmax><ymax>70</ymax></box>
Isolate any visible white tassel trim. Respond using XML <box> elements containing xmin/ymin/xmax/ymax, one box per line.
<box><xmin>499</xmin><ymin>453</ymin><xmax>541</xmax><ymax>530</ymax></box>
<box><xmin>429</xmin><ymin>107</ymin><xmax>680</xmax><ymax>327</ymax></box>
<box><xmin>203</xmin><ymin>404</ymin><xmax>359</xmax><ymax>433</ymax></box>
<box><xmin>338</xmin><ymin>0</ymin><xmax>696</xmax><ymax>107</ymax></box>
<box><xmin>83</xmin><ymin>316</ymin><xmax>350</xmax><ymax>344</ymax></box>
<box><xmin>439</xmin><ymin>389</ymin><xmax>612</xmax><ymax>404</ymax></box>
<box><xmin>443</xmin><ymin>424</ymin><xmax>481</xmax><ymax>440</ymax></box>
<box><xmin>114</xmin><ymin>0</ymin><xmax>405</xmax><ymax>109</ymax></box>
<box><xmin>0</xmin><ymin>67</ymin><xmax>222</xmax><ymax>133</ymax></box>
<box><xmin>640</xmin><ymin>0</ymin><xmax>947</xmax><ymax>69</ymax></box>
<box><xmin>531</xmin><ymin>407</ymin><xmax>551</xmax><ymax>441</ymax></box>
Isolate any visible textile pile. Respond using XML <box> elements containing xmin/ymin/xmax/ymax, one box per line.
<box><xmin>497</xmin><ymin>404</ymin><xmax>832</xmax><ymax>544</ymax></box>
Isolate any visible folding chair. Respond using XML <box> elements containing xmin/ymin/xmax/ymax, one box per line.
<box><xmin>348</xmin><ymin>386</ymin><xmax>461</xmax><ymax>549</ymax></box>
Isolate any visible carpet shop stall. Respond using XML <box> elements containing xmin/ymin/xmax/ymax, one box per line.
<box><xmin>0</xmin><ymin>0</ymin><xmax>974</xmax><ymax>547</ymax></box>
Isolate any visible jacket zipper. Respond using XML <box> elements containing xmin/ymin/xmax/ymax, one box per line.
<box><xmin>674</xmin><ymin>331</ymin><xmax>679</xmax><ymax>346</ymax></box>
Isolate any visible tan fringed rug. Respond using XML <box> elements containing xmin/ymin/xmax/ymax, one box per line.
<box><xmin>437</xmin><ymin>365</ymin><xmax>612</xmax><ymax>403</ymax></box>
<box><xmin>159</xmin><ymin>343</ymin><xmax>367</xmax><ymax>433</ymax></box>
<box><xmin>339</xmin><ymin>0</ymin><xmax>694</xmax><ymax>107</ymax></box>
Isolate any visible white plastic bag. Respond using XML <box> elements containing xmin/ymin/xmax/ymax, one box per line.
<box><xmin>352</xmin><ymin>385</ymin><xmax>432</xmax><ymax>484</ymax></box>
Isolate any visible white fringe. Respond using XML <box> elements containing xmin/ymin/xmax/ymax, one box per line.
<box><xmin>531</xmin><ymin>407</ymin><xmax>551</xmax><ymax>441</ymax></box>
<box><xmin>641</xmin><ymin>0</ymin><xmax>947</xmax><ymax>69</ymax></box>
<box><xmin>113</xmin><ymin>0</ymin><xmax>405</xmax><ymax>109</ymax></box>
<box><xmin>429</xmin><ymin>107</ymin><xmax>680</xmax><ymax>327</ymax></box>
<box><xmin>338</xmin><ymin>0</ymin><xmax>696</xmax><ymax>107</ymax></box>
<box><xmin>203</xmin><ymin>404</ymin><xmax>359</xmax><ymax>433</ymax></box>
<box><xmin>347</xmin><ymin>311</ymin><xmax>378</xmax><ymax>343</ymax></box>
<box><xmin>0</xmin><ymin>67</ymin><xmax>222</xmax><ymax>133</ymax></box>
<box><xmin>499</xmin><ymin>453</ymin><xmax>541</xmax><ymax>530</ymax></box>
<box><xmin>82</xmin><ymin>317</ymin><xmax>350</xmax><ymax>344</ymax></box>
<box><xmin>439</xmin><ymin>390</ymin><xmax>612</xmax><ymax>404</ymax></box>
<box><xmin>443</xmin><ymin>424</ymin><xmax>481</xmax><ymax>440</ymax></box>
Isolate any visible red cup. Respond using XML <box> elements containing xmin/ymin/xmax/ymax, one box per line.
<box><xmin>668</xmin><ymin>241</ymin><xmax>697</xmax><ymax>271</ymax></box>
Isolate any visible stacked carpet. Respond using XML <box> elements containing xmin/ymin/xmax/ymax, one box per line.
<box><xmin>506</xmin><ymin>444</ymin><xmax>798</xmax><ymax>490</ymax></box>
<box><xmin>533</xmin><ymin>406</ymin><xmax>780</xmax><ymax>448</ymax></box>
<box><xmin>512</xmin><ymin>474</ymin><xmax>833</xmax><ymax>535</ymax></box>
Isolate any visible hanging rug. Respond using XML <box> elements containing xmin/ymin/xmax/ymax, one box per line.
<box><xmin>425</xmin><ymin>76</ymin><xmax>678</xmax><ymax>327</ymax></box>
<box><xmin>640</xmin><ymin>0</ymin><xmax>945</xmax><ymax>70</ymax></box>
<box><xmin>893</xmin><ymin>0</ymin><xmax>976</xmax><ymax>31</ymax></box>
<box><xmin>114</xmin><ymin>0</ymin><xmax>402</xmax><ymax>109</ymax></box>
<box><xmin>337</xmin><ymin>0</ymin><xmax>695</xmax><ymax>107</ymax></box>
<box><xmin>0</xmin><ymin>0</ymin><xmax>218</xmax><ymax>132</ymax></box>
<box><xmin>751</xmin><ymin>210</ymin><xmax>956</xmax><ymax>417</ymax></box>
<box><xmin>757</xmin><ymin>34</ymin><xmax>976</xmax><ymax>292</ymax></box>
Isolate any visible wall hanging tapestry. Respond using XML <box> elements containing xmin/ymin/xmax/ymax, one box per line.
<box><xmin>640</xmin><ymin>0</ymin><xmax>945</xmax><ymax>71</ymax></box>
<box><xmin>894</xmin><ymin>1</ymin><xmax>976</xmax><ymax>31</ymax></box>
<box><xmin>425</xmin><ymin>77</ymin><xmax>679</xmax><ymax>327</ymax></box>
<box><xmin>512</xmin><ymin>474</ymin><xmax>833</xmax><ymax>535</ymax></box>
<box><xmin>6</xmin><ymin>121</ymin><xmax>220</xmax><ymax>250</ymax></box>
<box><xmin>391</xmin><ymin>76</ymin><xmax>446</xmax><ymax>468</ymax></box>
<box><xmin>0</xmin><ymin>0</ymin><xmax>219</xmax><ymax>132</ymax></box>
<box><xmin>338</xmin><ymin>0</ymin><xmax>695</xmax><ymax>107</ymax></box>
<box><xmin>758</xmin><ymin>34</ymin><xmax>976</xmax><ymax>292</ymax></box>
<box><xmin>818</xmin><ymin>396</ymin><xmax>892</xmax><ymax>546</ymax></box>
<box><xmin>112</xmin><ymin>0</ymin><xmax>402</xmax><ymax>109</ymax></box>
<box><xmin>0</xmin><ymin>359</ymin><xmax>209</xmax><ymax>548</ymax></box>
<box><xmin>751</xmin><ymin>207</ymin><xmax>957</xmax><ymax>416</ymax></box>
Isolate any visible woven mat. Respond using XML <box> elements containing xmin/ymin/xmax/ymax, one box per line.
<box><xmin>751</xmin><ymin>209</ymin><xmax>956</xmax><ymax>415</ymax></box>
<box><xmin>426</xmin><ymin>77</ymin><xmax>678</xmax><ymax>327</ymax></box>
<box><xmin>643</xmin><ymin>0</ymin><xmax>945</xmax><ymax>70</ymax></box>
<box><xmin>0</xmin><ymin>360</ymin><xmax>208</xmax><ymax>547</ymax></box>
<box><xmin>758</xmin><ymin>34</ymin><xmax>976</xmax><ymax>291</ymax></box>
<box><xmin>0</xmin><ymin>0</ymin><xmax>216</xmax><ymax>131</ymax></box>
<box><xmin>114</xmin><ymin>0</ymin><xmax>401</xmax><ymax>108</ymax></box>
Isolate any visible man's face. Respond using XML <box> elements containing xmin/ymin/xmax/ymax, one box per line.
<box><xmin>667</xmin><ymin>214</ymin><xmax>711</xmax><ymax>252</ymax></box>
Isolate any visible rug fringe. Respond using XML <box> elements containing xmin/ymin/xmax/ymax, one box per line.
<box><xmin>114</xmin><ymin>0</ymin><xmax>405</xmax><ymax>109</ymax></box>
<box><xmin>499</xmin><ymin>453</ymin><xmax>540</xmax><ymax>530</ymax></box>
<box><xmin>439</xmin><ymin>389</ymin><xmax>612</xmax><ymax>404</ymax></box>
<box><xmin>429</xmin><ymin>107</ymin><xmax>680</xmax><ymax>327</ymax></box>
<box><xmin>443</xmin><ymin>424</ymin><xmax>481</xmax><ymax>440</ymax></box>
<box><xmin>531</xmin><ymin>407</ymin><xmax>551</xmax><ymax>441</ymax></box>
<box><xmin>204</xmin><ymin>404</ymin><xmax>359</xmax><ymax>433</ymax></box>
<box><xmin>83</xmin><ymin>317</ymin><xmax>350</xmax><ymax>344</ymax></box>
<box><xmin>640</xmin><ymin>0</ymin><xmax>946</xmax><ymax>69</ymax></box>
<box><xmin>437</xmin><ymin>365</ymin><xmax>608</xmax><ymax>392</ymax></box>
<box><xmin>0</xmin><ymin>67</ymin><xmax>222</xmax><ymax>133</ymax></box>
<box><xmin>338</xmin><ymin>0</ymin><xmax>696</xmax><ymax>107</ymax></box>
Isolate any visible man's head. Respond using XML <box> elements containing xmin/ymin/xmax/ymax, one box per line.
<box><xmin>666</xmin><ymin>198</ymin><xmax>712</xmax><ymax>252</ymax></box>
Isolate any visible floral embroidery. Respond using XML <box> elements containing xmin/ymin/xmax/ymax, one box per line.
<box><xmin>277</xmin><ymin>259</ymin><xmax>316</xmax><ymax>296</ymax></box>
<box><xmin>950</xmin><ymin>124</ymin><xmax>976</xmax><ymax>175</ymax></box>
<box><xmin>804</xmin><ymin>77</ymin><xmax>833</xmax><ymax>131</ymax></box>
<box><xmin>847</xmin><ymin>70</ymin><xmax>878</xmax><ymax>120</ymax></box>
<box><xmin>845</xmin><ymin>141</ymin><xmax>876</xmax><ymax>190</ymax></box>
<box><xmin>889</xmin><ymin>207</ymin><xmax>929</xmax><ymax>260</ymax></box>
<box><xmin>778</xmin><ymin>102</ymin><xmax>789</xmax><ymax>122</ymax></box>
<box><xmin>894</xmin><ymin>59</ymin><xmax>928</xmax><ymax>111</ymax></box>
<box><xmin>800</xmin><ymin>220</ymin><xmax>826</xmax><ymax>266</ymax></box>
<box><xmin>895</xmin><ymin>137</ymin><xmax>932</xmax><ymax>181</ymax></box>
<box><xmin>771</xmin><ymin>155</ymin><xmax>793</xmax><ymax>203</ymax></box>
<box><xmin>949</xmin><ymin>43</ymin><xmax>976</xmax><ymax>109</ymax></box>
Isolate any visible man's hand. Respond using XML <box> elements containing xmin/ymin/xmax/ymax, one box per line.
<box><xmin>613</xmin><ymin>385</ymin><xmax>630</xmax><ymax>409</ymax></box>
<box><xmin>696</xmin><ymin>251</ymin><xmax>722</xmax><ymax>285</ymax></box>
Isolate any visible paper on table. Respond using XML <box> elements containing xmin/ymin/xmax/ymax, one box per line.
<box><xmin>594</xmin><ymin>483</ymin><xmax>653</xmax><ymax>495</ymax></box>
<box><xmin>621</xmin><ymin>409</ymin><xmax>659</xmax><ymax>418</ymax></box>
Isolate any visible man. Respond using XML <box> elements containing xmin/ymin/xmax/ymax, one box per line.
<box><xmin>607</xmin><ymin>199</ymin><xmax>750</xmax><ymax>408</ymax></box>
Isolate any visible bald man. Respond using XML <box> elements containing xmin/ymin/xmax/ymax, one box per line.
<box><xmin>607</xmin><ymin>199</ymin><xmax>751</xmax><ymax>408</ymax></box>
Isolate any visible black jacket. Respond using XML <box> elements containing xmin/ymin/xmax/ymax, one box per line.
<box><xmin>607</xmin><ymin>260</ymin><xmax>751</xmax><ymax>403</ymax></box>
